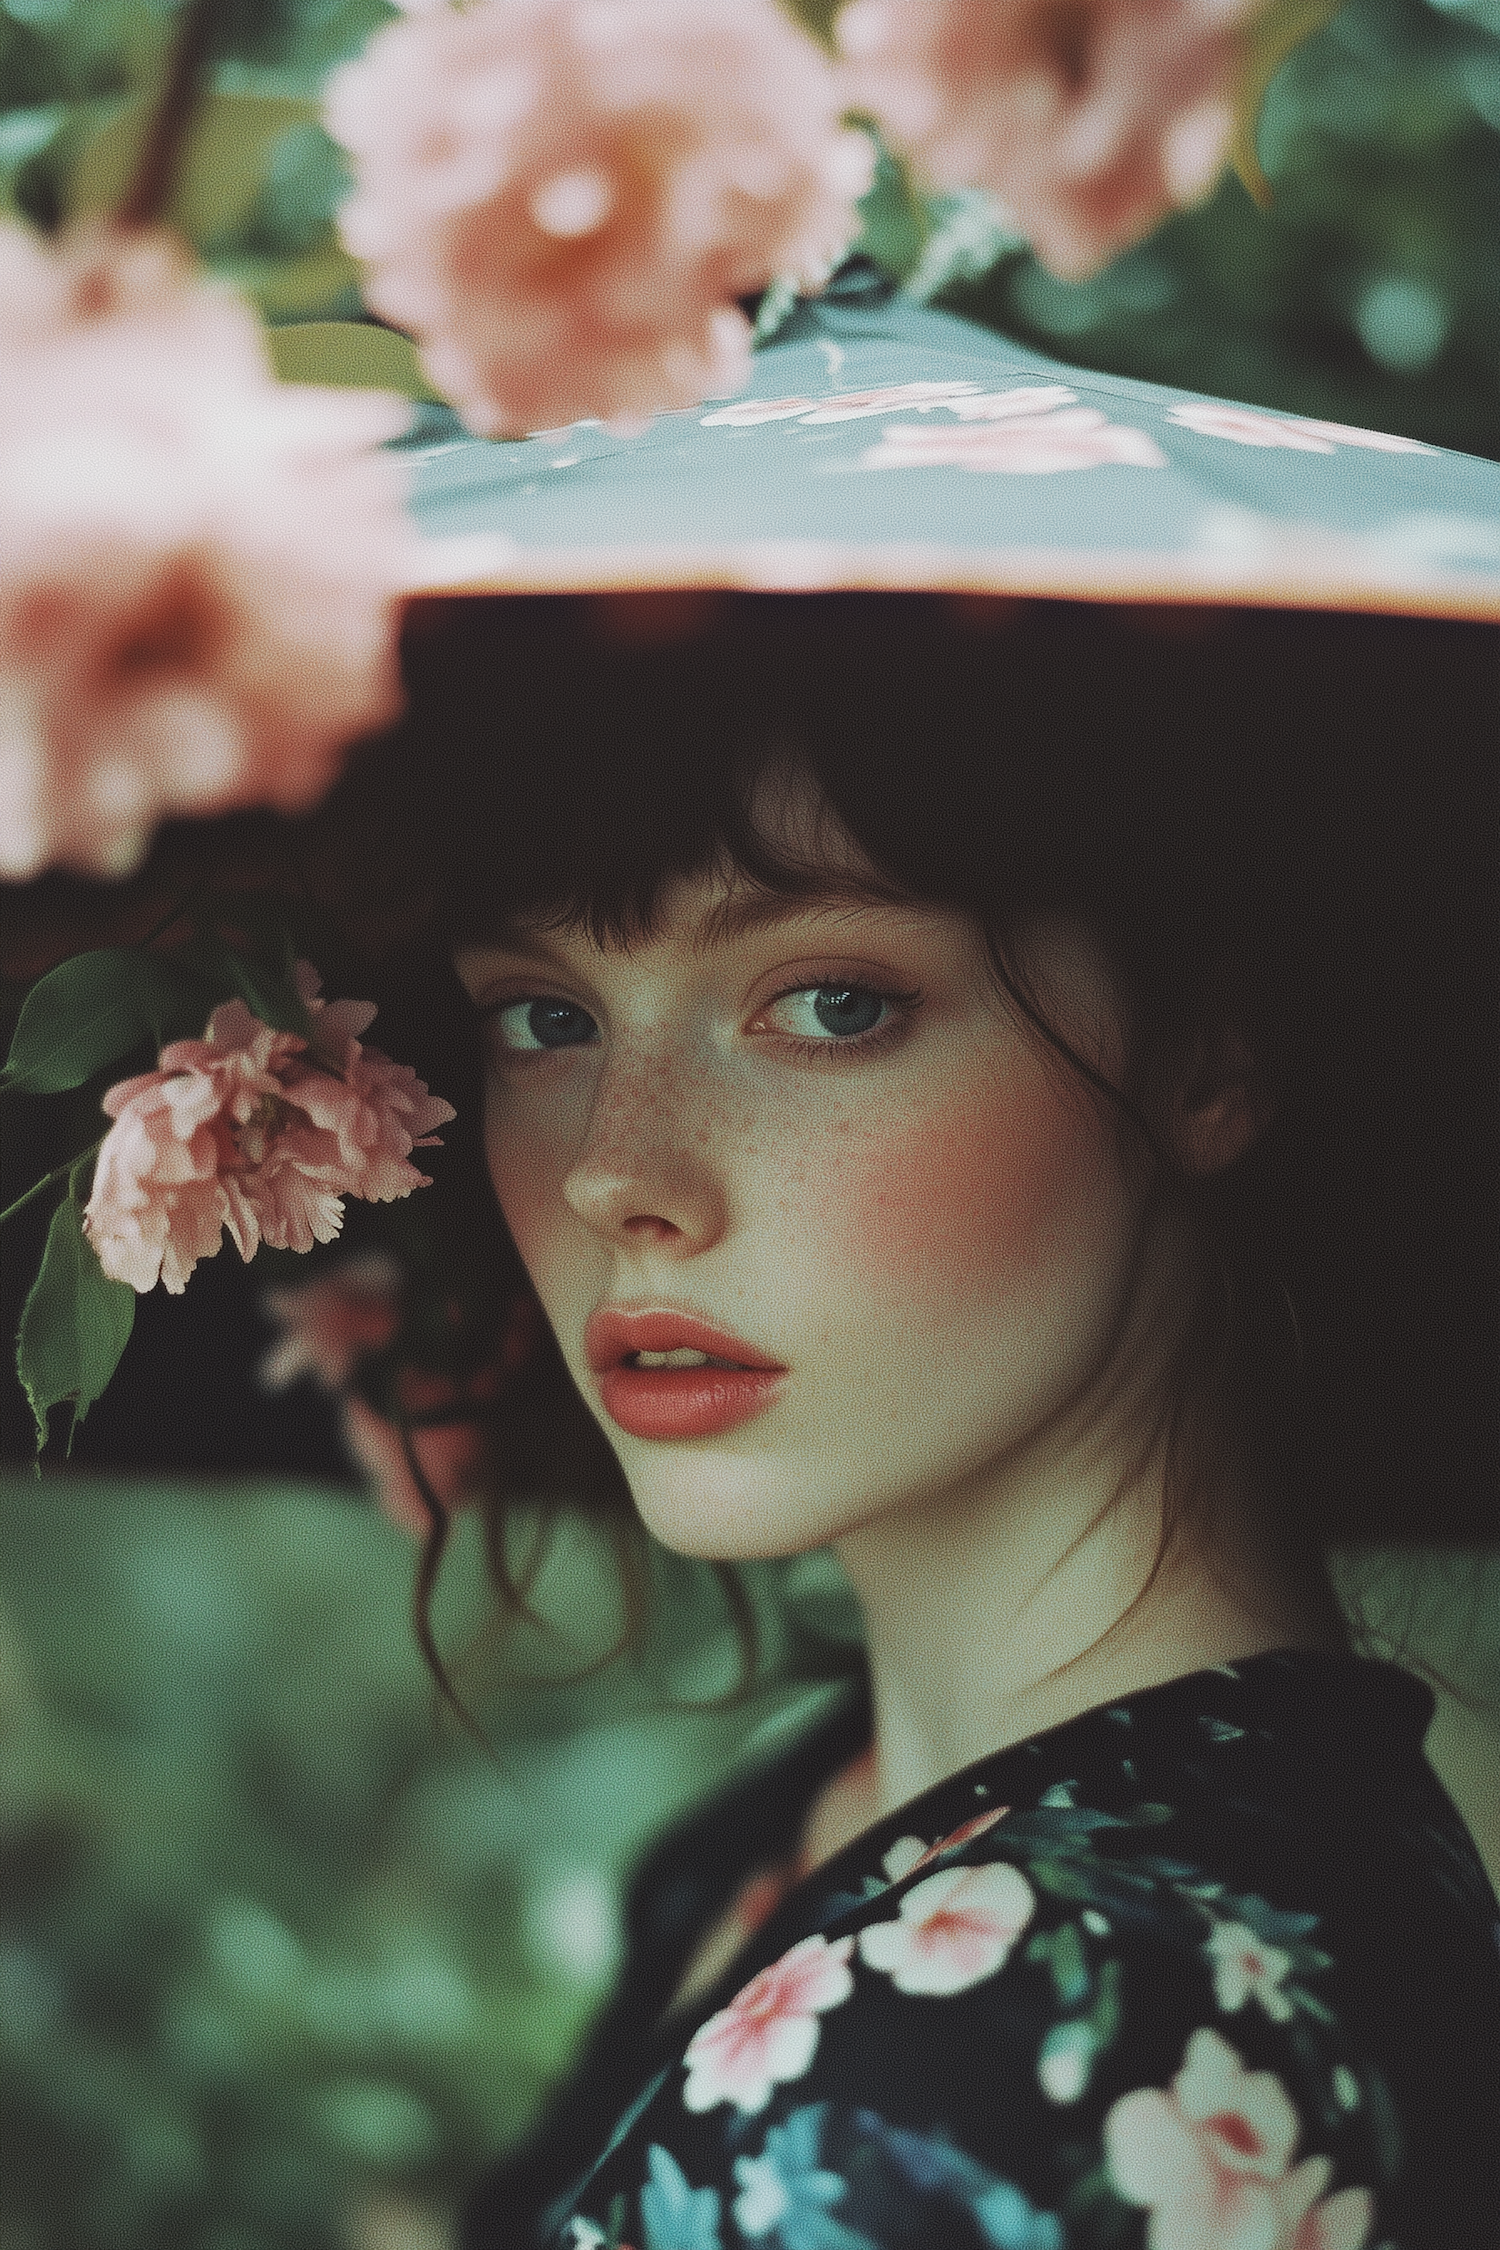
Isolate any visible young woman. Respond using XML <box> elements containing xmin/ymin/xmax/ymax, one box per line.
<box><xmin>316</xmin><ymin>590</ymin><xmax>1500</xmax><ymax>2250</ymax></box>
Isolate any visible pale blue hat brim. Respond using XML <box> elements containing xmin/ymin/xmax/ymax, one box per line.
<box><xmin>400</xmin><ymin>288</ymin><xmax>1500</xmax><ymax>619</ymax></box>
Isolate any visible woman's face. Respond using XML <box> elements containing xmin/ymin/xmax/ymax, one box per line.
<box><xmin>454</xmin><ymin>818</ymin><xmax>1151</xmax><ymax>1563</ymax></box>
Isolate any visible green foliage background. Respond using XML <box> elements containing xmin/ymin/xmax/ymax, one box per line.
<box><xmin>1</xmin><ymin>1475</ymin><xmax>1497</xmax><ymax>2250</ymax></box>
<box><xmin>0</xmin><ymin>1476</ymin><xmax>857</xmax><ymax>2250</ymax></box>
<box><xmin>2</xmin><ymin>3</ymin><xmax>1499</xmax><ymax>2246</ymax></box>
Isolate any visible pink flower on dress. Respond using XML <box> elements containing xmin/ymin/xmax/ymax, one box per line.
<box><xmin>1166</xmin><ymin>401</ymin><xmax>1435</xmax><ymax>453</ymax></box>
<box><xmin>838</xmin><ymin>0</ymin><xmax>1246</xmax><ymax>281</ymax></box>
<box><xmin>325</xmin><ymin>0</ymin><xmax>872</xmax><ymax>439</ymax></box>
<box><xmin>0</xmin><ymin>221</ymin><xmax>415</xmax><ymax>882</ymax></box>
<box><xmin>83</xmin><ymin>964</ymin><xmax>454</xmax><ymax>1293</ymax></box>
<box><xmin>861</xmin><ymin>408</ymin><xmax>1165</xmax><ymax>472</ymax></box>
<box><xmin>856</xmin><ymin>1860</ymin><xmax>1035</xmax><ymax>1995</ymax></box>
<box><xmin>682</xmin><ymin>1934</ymin><xmax>854</xmax><ymax>2115</ymax></box>
<box><xmin>1104</xmin><ymin>2027</ymin><xmax>1375</xmax><ymax>2250</ymax></box>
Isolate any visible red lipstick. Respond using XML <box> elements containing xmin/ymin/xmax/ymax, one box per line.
<box><xmin>585</xmin><ymin>1308</ymin><xmax>786</xmax><ymax>1441</ymax></box>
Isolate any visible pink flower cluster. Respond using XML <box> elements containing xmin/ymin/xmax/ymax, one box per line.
<box><xmin>324</xmin><ymin>0</ymin><xmax>872</xmax><ymax>438</ymax></box>
<box><xmin>839</xmin><ymin>0</ymin><xmax>1250</xmax><ymax>280</ymax></box>
<box><xmin>0</xmin><ymin>222</ymin><xmax>416</xmax><ymax>882</ymax></box>
<box><xmin>83</xmin><ymin>964</ymin><xmax>455</xmax><ymax>1294</ymax></box>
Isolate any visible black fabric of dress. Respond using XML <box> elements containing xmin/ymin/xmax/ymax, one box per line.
<box><xmin>463</xmin><ymin>1652</ymin><xmax>1500</xmax><ymax>2250</ymax></box>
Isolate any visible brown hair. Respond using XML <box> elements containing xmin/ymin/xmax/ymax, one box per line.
<box><xmin>308</xmin><ymin>591</ymin><xmax>1500</xmax><ymax>1697</ymax></box>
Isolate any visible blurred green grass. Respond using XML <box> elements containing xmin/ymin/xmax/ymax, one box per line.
<box><xmin>1</xmin><ymin>1475</ymin><xmax>1496</xmax><ymax>2250</ymax></box>
<box><xmin>0</xmin><ymin>1476</ymin><xmax>854</xmax><ymax>2250</ymax></box>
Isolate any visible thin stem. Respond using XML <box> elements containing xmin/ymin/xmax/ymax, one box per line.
<box><xmin>0</xmin><ymin>1136</ymin><xmax>105</xmax><ymax>1228</ymax></box>
<box><xmin>117</xmin><ymin>0</ymin><xmax>224</xmax><ymax>231</ymax></box>
<box><xmin>138</xmin><ymin>882</ymin><xmax>206</xmax><ymax>954</ymax></box>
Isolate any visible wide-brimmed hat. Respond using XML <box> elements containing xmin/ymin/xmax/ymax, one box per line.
<box><xmin>390</xmin><ymin>272</ymin><xmax>1500</xmax><ymax>618</ymax></box>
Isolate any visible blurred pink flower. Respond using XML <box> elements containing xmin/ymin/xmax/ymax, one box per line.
<box><xmin>260</xmin><ymin>1249</ymin><xmax>404</xmax><ymax>1391</ymax></box>
<box><xmin>83</xmin><ymin>963</ymin><xmax>454</xmax><ymax>1293</ymax></box>
<box><xmin>260</xmin><ymin>1250</ymin><xmax>511</xmax><ymax>1532</ymax></box>
<box><xmin>856</xmin><ymin>1860</ymin><xmax>1035</xmax><ymax>1994</ymax></box>
<box><xmin>342</xmin><ymin>1388</ymin><xmax>487</xmax><ymax>1535</ymax></box>
<box><xmin>0</xmin><ymin>221</ymin><xmax>416</xmax><ymax>882</ymax></box>
<box><xmin>324</xmin><ymin>0</ymin><xmax>873</xmax><ymax>438</ymax></box>
<box><xmin>839</xmin><ymin>0</ymin><xmax>1247</xmax><ymax>280</ymax></box>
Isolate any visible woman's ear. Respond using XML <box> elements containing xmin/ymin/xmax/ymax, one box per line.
<box><xmin>1168</xmin><ymin>1027</ymin><xmax>1273</xmax><ymax>1176</ymax></box>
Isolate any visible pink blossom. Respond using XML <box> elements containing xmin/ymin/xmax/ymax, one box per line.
<box><xmin>839</xmin><ymin>0</ymin><xmax>1248</xmax><ymax>280</ymax></box>
<box><xmin>861</xmin><ymin>408</ymin><xmax>1166</xmax><ymax>473</ymax></box>
<box><xmin>341</xmin><ymin>1389</ymin><xmax>488</xmax><ymax>1536</ymax></box>
<box><xmin>0</xmin><ymin>222</ymin><xmax>417</xmax><ymax>881</ymax></box>
<box><xmin>1104</xmin><ymin>2027</ymin><xmax>1375</xmax><ymax>2250</ymax></box>
<box><xmin>856</xmin><ymin>1860</ymin><xmax>1035</xmax><ymax>1995</ymax></box>
<box><xmin>1167</xmin><ymin>401</ymin><xmax>1436</xmax><ymax>454</ymax></box>
<box><xmin>83</xmin><ymin>964</ymin><xmax>454</xmax><ymax>1293</ymax></box>
<box><xmin>682</xmin><ymin>1933</ymin><xmax>854</xmax><ymax>2115</ymax></box>
<box><xmin>260</xmin><ymin>1251</ymin><xmax>404</xmax><ymax>1391</ymax></box>
<box><xmin>324</xmin><ymin>0</ymin><xmax>872</xmax><ymax>438</ymax></box>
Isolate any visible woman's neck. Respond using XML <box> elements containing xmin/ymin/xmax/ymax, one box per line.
<box><xmin>833</xmin><ymin>1443</ymin><xmax>1344</xmax><ymax>1828</ymax></box>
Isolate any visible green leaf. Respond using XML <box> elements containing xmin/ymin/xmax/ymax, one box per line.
<box><xmin>216</xmin><ymin>952</ymin><xmax>316</xmax><ymax>1041</ymax></box>
<box><xmin>1233</xmin><ymin>0</ymin><xmax>1347</xmax><ymax>206</ymax></box>
<box><xmin>265</xmin><ymin>319</ymin><xmax>441</xmax><ymax>401</ymax></box>
<box><xmin>1087</xmin><ymin>1958</ymin><xmax>1122</xmax><ymax>2049</ymax></box>
<box><xmin>16</xmin><ymin>1194</ymin><xmax>135</xmax><ymax>1454</ymax></box>
<box><xmin>1049</xmin><ymin>1919</ymin><xmax>1090</xmax><ymax>2008</ymax></box>
<box><xmin>2</xmin><ymin>950</ymin><xmax>197</xmax><ymax>1095</ymax></box>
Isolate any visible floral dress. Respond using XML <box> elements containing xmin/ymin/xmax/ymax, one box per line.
<box><xmin>462</xmin><ymin>1652</ymin><xmax>1500</xmax><ymax>2250</ymax></box>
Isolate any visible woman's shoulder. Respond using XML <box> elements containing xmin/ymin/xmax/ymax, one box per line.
<box><xmin>477</xmin><ymin>1654</ymin><xmax>1500</xmax><ymax>2250</ymax></box>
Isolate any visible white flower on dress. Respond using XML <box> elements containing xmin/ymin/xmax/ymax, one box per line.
<box><xmin>1037</xmin><ymin>2018</ymin><xmax>1096</xmax><ymax>2104</ymax></box>
<box><xmin>1104</xmin><ymin>2027</ymin><xmax>1375</xmax><ymax>2250</ymax></box>
<box><xmin>857</xmin><ymin>1860</ymin><xmax>1035</xmax><ymax>1995</ymax></box>
<box><xmin>681</xmin><ymin>1933</ymin><xmax>854</xmax><ymax>2116</ymax></box>
<box><xmin>1205</xmin><ymin>1921</ymin><xmax>1295</xmax><ymax>2022</ymax></box>
<box><xmin>732</xmin><ymin>2150</ymin><xmax>789</xmax><ymax>2237</ymax></box>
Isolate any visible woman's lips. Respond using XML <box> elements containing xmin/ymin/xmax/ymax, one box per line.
<box><xmin>585</xmin><ymin>1307</ymin><xmax>786</xmax><ymax>1441</ymax></box>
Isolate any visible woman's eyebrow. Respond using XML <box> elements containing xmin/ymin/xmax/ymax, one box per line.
<box><xmin>700</xmin><ymin>884</ymin><xmax>905</xmax><ymax>948</ymax></box>
<box><xmin>455</xmin><ymin>923</ymin><xmax>564</xmax><ymax>966</ymax></box>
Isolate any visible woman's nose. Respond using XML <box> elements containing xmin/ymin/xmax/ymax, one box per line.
<box><xmin>561</xmin><ymin>1048</ymin><xmax>727</xmax><ymax>1255</ymax></box>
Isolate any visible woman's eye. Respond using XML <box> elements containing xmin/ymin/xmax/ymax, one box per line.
<box><xmin>491</xmin><ymin>998</ymin><xmax>600</xmax><ymax>1051</ymax></box>
<box><xmin>768</xmin><ymin>984</ymin><xmax>892</xmax><ymax>1041</ymax></box>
